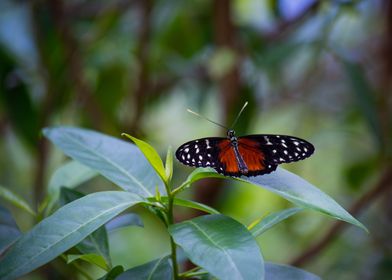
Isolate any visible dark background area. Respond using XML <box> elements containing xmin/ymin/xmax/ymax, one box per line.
<box><xmin>0</xmin><ymin>0</ymin><xmax>392</xmax><ymax>279</ymax></box>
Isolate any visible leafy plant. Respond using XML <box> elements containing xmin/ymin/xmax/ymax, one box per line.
<box><xmin>0</xmin><ymin>127</ymin><xmax>366</xmax><ymax>280</ymax></box>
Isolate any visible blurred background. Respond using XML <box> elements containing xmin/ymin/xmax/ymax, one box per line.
<box><xmin>1</xmin><ymin>0</ymin><xmax>392</xmax><ymax>279</ymax></box>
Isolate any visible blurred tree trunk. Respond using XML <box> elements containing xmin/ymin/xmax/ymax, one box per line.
<box><xmin>192</xmin><ymin>0</ymin><xmax>242</xmax><ymax>212</ymax></box>
<box><xmin>128</xmin><ymin>0</ymin><xmax>152</xmax><ymax>136</ymax></box>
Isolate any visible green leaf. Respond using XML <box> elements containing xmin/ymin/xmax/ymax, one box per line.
<box><xmin>116</xmin><ymin>255</ymin><xmax>172</xmax><ymax>280</ymax></box>
<box><xmin>265</xmin><ymin>262</ymin><xmax>321</xmax><ymax>280</ymax></box>
<box><xmin>43</xmin><ymin>127</ymin><xmax>165</xmax><ymax>197</ymax></box>
<box><xmin>59</xmin><ymin>188</ymin><xmax>111</xmax><ymax>267</ymax></box>
<box><xmin>147</xmin><ymin>197</ymin><xmax>219</xmax><ymax>214</ymax></box>
<box><xmin>67</xmin><ymin>253</ymin><xmax>110</xmax><ymax>271</ymax></box>
<box><xmin>238</xmin><ymin>168</ymin><xmax>367</xmax><ymax>231</ymax></box>
<box><xmin>48</xmin><ymin>160</ymin><xmax>98</xmax><ymax>195</ymax></box>
<box><xmin>105</xmin><ymin>213</ymin><xmax>143</xmax><ymax>231</ymax></box>
<box><xmin>169</xmin><ymin>214</ymin><xmax>264</xmax><ymax>280</ymax></box>
<box><xmin>121</xmin><ymin>133</ymin><xmax>167</xmax><ymax>184</ymax></box>
<box><xmin>0</xmin><ymin>191</ymin><xmax>144</xmax><ymax>280</ymax></box>
<box><xmin>165</xmin><ymin>146</ymin><xmax>173</xmax><ymax>183</ymax></box>
<box><xmin>0</xmin><ymin>185</ymin><xmax>35</xmax><ymax>216</ymax></box>
<box><xmin>173</xmin><ymin>168</ymin><xmax>225</xmax><ymax>194</ymax></box>
<box><xmin>98</xmin><ymin>265</ymin><xmax>124</xmax><ymax>280</ymax></box>
<box><xmin>169</xmin><ymin>197</ymin><xmax>220</xmax><ymax>215</ymax></box>
<box><xmin>0</xmin><ymin>205</ymin><xmax>21</xmax><ymax>255</ymax></box>
<box><xmin>250</xmin><ymin>208</ymin><xmax>303</xmax><ymax>237</ymax></box>
<box><xmin>192</xmin><ymin>168</ymin><xmax>367</xmax><ymax>232</ymax></box>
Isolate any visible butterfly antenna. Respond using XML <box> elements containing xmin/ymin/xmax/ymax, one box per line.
<box><xmin>230</xmin><ymin>101</ymin><xmax>248</xmax><ymax>128</ymax></box>
<box><xmin>187</xmin><ymin>109</ymin><xmax>229</xmax><ymax>130</ymax></box>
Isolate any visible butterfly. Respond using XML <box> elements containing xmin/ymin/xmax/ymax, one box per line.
<box><xmin>175</xmin><ymin>102</ymin><xmax>314</xmax><ymax>177</ymax></box>
<box><xmin>175</xmin><ymin>129</ymin><xmax>314</xmax><ymax>177</ymax></box>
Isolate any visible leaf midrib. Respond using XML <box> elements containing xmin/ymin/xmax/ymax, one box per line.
<box><xmin>184</xmin><ymin>221</ymin><xmax>244</xmax><ymax>280</ymax></box>
<box><xmin>63</xmin><ymin>132</ymin><xmax>153</xmax><ymax>197</ymax></box>
<box><xmin>147</xmin><ymin>256</ymin><xmax>166</xmax><ymax>280</ymax></box>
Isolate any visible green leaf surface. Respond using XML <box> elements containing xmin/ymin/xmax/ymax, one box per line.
<box><xmin>186</xmin><ymin>168</ymin><xmax>225</xmax><ymax>184</ymax></box>
<box><xmin>116</xmin><ymin>255</ymin><xmax>172</xmax><ymax>280</ymax></box>
<box><xmin>171</xmin><ymin>198</ymin><xmax>220</xmax><ymax>215</ymax></box>
<box><xmin>191</xmin><ymin>168</ymin><xmax>366</xmax><ymax>232</ymax></box>
<box><xmin>238</xmin><ymin>168</ymin><xmax>367</xmax><ymax>231</ymax></box>
<box><xmin>250</xmin><ymin>208</ymin><xmax>303</xmax><ymax>237</ymax></box>
<box><xmin>265</xmin><ymin>262</ymin><xmax>321</xmax><ymax>280</ymax></box>
<box><xmin>48</xmin><ymin>160</ymin><xmax>98</xmax><ymax>195</ymax></box>
<box><xmin>0</xmin><ymin>205</ymin><xmax>21</xmax><ymax>255</ymax></box>
<box><xmin>169</xmin><ymin>214</ymin><xmax>264</xmax><ymax>280</ymax></box>
<box><xmin>105</xmin><ymin>213</ymin><xmax>143</xmax><ymax>231</ymax></box>
<box><xmin>98</xmin><ymin>265</ymin><xmax>124</xmax><ymax>280</ymax></box>
<box><xmin>122</xmin><ymin>133</ymin><xmax>167</xmax><ymax>184</ymax></box>
<box><xmin>0</xmin><ymin>185</ymin><xmax>35</xmax><ymax>216</ymax></box>
<box><xmin>43</xmin><ymin>127</ymin><xmax>165</xmax><ymax>197</ymax></box>
<box><xmin>0</xmin><ymin>191</ymin><xmax>144</xmax><ymax>280</ymax></box>
<box><xmin>67</xmin><ymin>253</ymin><xmax>109</xmax><ymax>271</ymax></box>
<box><xmin>147</xmin><ymin>197</ymin><xmax>220</xmax><ymax>215</ymax></box>
<box><xmin>165</xmin><ymin>146</ymin><xmax>173</xmax><ymax>183</ymax></box>
<box><xmin>59</xmin><ymin>188</ymin><xmax>111</xmax><ymax>267</ymax></box>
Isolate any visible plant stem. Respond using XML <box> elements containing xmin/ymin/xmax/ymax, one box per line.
<box><xmin>164</xmin><ymin>181</ymin><xmax>179</xmax><ymax>280</ymax></box>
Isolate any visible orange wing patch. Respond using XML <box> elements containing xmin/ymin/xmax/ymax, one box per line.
<box><xmin>238</xmin><ymin>138</ymin><xmax>265</xmax><ymax>172</ymax></box>
<box><xmin>217</xmin><ymin>139</ymin><xmax>239</xmax><ymax>173</ymax></box>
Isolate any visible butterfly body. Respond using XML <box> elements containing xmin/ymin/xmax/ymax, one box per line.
<box><xmin>176</xmin><ymin>129</ymin><xmax>314</xmax><ymax>177</ymax></box>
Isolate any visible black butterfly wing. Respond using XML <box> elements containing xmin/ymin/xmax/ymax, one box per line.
<box><xmin>175</xmin><ymin>137</ymin><xmax>227</xmax><ymax>169</ymax></box>
<box><xmin>238</xmin><ymin>134</ymin><xmax>315</xmax><ymax>165</ymax></box>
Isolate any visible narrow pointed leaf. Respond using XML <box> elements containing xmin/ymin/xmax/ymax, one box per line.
<box><xmin>165</xmin><ymin>146</ymin><xmax>173</xmax><ymax>183</ymax></box>
<box><xmin>67</xmin><ymin>254</ymin><xmax>109</xmax><ymax>271</ymax></box>
<box><xmin>43</xmin><ymin>127</ymin><xmax>165</xmax><ymax>197</ymax></box>
<box><xmin>171</xmin><ymin>198</ymin><xmax>220</xmax><ymax>214</ymax></box>
<box><xmin>0</xmin><ymin>185</ymin><xmax>35</xmax><ymax>216</ymax></box>
<box><xmin>169</xmin><ymin>214</ymin><xmax>264</xmax><ymax>280</ymax></box>
<box><xmin>116</xmin><ymin>255</ymin><xmax>172</xmax><ymax>280</ymax></box>
<box><xmin>265</xmin><ymin>262</ymin><xmax>321</xmax><ymax>280</ymax></box>
<box><xmin>122</xmin><ymin>133</ymin><xmax>167</xmax><ymax>184</ymax></box>
<box><xmin>0</xmin><ymin>191</ymin><xmax>144</xmax><ymax>280</ymax></box>
<box><xmin>186</xmin><ymin>168</ymin><xmax>225</xmax><ymax>186</ymax></box>
<box><xmin>98</xmin><ymin>265</ymin><xmax>124</xmax><ymax>280</ymax></box>
<box><xmin>238</xmin><ymin>168</ymin><xmax>367</xmax><ymax>231</ymax></box>
<box><xmin>251</xmin><ymin>208</ymin><xmax>303</xmax><ymax>237</ymax></box>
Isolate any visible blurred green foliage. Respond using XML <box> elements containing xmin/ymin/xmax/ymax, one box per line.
<box><xmin>0</xmin><ymin>0</ymin><xmax>391</xmax><ymax>279</ymax></box>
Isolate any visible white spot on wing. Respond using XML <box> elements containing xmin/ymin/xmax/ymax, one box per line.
<box><xmin>206</xmin><ymin>139</ymin><xmax>211</xmax><ymax>149</ymax></box>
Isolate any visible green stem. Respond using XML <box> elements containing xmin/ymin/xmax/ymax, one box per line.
<box><xmin>164</xmin><ymin>181</ymin><xmax>179</xmax><ymax>280</ymax></box>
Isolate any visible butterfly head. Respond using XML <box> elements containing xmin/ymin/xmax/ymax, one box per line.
<box><xmin>227</xmin><ymin>129</ymin><xmax>236</xmax><ymax>141</ymax></box>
